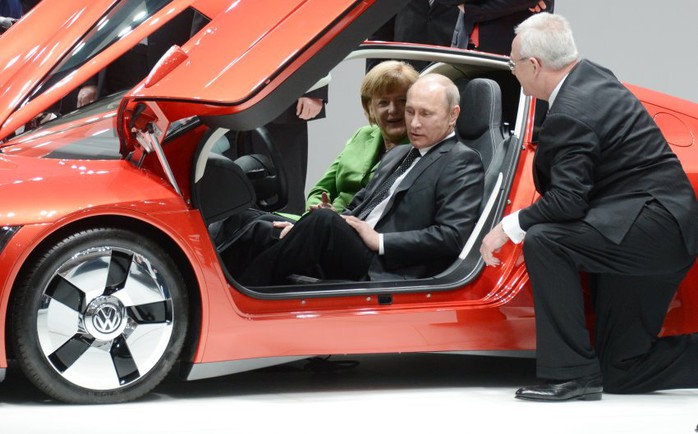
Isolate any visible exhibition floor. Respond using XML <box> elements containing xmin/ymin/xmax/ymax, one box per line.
<box><xmin>1</xmin><ymin>353</ymin><xmax>697</xmax><ymax>433</ymax></box>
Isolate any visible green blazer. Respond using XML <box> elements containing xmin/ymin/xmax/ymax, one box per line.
<box><xmin>306</xmin><ymin>125</ymin><xmax>406</xmax><ymax>213</ymax></box>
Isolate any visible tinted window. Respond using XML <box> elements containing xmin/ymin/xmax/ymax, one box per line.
<box><xmin>24</xmin><ymin>0</ymin><xmax>173</xmax><ymax>104</ymax></box>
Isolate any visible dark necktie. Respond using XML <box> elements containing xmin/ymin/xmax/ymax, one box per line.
<box><xmin>358</xmin><ymin>147</ymin><xmax>421</xmax><ymax>219</ymax></box>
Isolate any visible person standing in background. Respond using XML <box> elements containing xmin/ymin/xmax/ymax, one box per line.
<box><xmin>20</xmin><ymin>0</ymin><xmax>39</xmax><ymax>13</ymax></box>
<box><xmin>0</xmin><ymin>0</ymin><xmax>22</xmax><ymax>17</ymax></box>
<box><xmin>367</xmin><ymin>0</ymin><xmax>460</xmax><ymax>71</ymax></box>
<box><xmin>450</xmin><ymin>0</ymin><xmax>554</xmax><ymax>54</ymax></box>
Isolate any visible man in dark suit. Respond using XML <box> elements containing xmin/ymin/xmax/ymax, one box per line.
<box><xmin>481</xmin><ymin>13</ymin><xmax>698</xmax><ymax>401</ymax></box>
<box><xmin>238</xmin><ymin>74</ymin><xmax>484</xmax><ymax>285</ymax></box>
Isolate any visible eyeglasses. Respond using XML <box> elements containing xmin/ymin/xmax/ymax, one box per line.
<box><xmin>508</xmin><ymin>57</ymin><xmax>530</xmax><ymax>72</ymax></box>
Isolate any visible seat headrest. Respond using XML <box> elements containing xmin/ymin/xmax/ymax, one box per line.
<box><xmin>196</xmin><ymin>153</ymin><xmax>255</xmax><ymax>224</ymax></box>
<box><xmin>456</xmin><ymin>78</ymin><xmax>503</xmax><ymax>140</ymax></box>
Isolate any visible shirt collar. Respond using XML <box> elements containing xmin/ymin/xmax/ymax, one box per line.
<box><xmin>548</xmin><ymin>73</ymin><xmax>569</xmax><ymax>108</ymax></box>
<box><xmin>416</xmin><ymin>131</ymin><xmax>455</xmax><ymax>156</ymax></box>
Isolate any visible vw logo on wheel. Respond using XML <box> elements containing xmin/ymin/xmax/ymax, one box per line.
<box><xmin>92</xmin><ymin>304</ymin><xmax>122</xmax><ymax>334</ymax></box>
<box><xmin>84</xmin><ymin>296</ymin><xmax>128</xmax><ymax>340</ymax></box>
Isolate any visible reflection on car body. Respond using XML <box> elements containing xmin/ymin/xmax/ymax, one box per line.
<box><xmin>0</xmin><ymin>0</ymin><xmax>696</xmax><ymax>404</ymax></box>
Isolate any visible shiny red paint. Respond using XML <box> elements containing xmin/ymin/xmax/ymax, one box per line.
<box><xmin>0</xmin><ymin>0</ymin><xmax>695</xmax><ymax>396</ymax></box>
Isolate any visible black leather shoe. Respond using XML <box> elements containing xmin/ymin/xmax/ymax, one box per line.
<box><xmin>515</xmin><ymin>374</ymin><xmax>603</xmax><ymax>402</ymax></box>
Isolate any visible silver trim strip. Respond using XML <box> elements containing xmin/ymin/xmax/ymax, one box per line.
<box><xmin>436</xmin><ymin>350</ymin><xmax>536</xmax><ymax>358</ymax></box>
<box><xmin>458</xmin><ymin>173</ymin><xmax>503</xmax><ymax>260</ymax></box>
<box><xmin>186</xmin><ymin>356</ymin><xmax>312</xmax><ymax>381</ymax></box>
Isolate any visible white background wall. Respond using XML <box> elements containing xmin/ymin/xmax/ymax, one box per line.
<box><xmin>306</xmin><ymin>0</ymin><xmax>698</xmax><ymax>191</ymax></box>
<box><xmin>556</xmin><ymin>0</ymin><xmax>698</xmax><ymax>103</ymax></box>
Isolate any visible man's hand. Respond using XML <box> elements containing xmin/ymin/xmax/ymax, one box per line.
<box><xmin>529</xmin><ymin>0</ymin><xmax>548</xmax><ymax>13</ymax></box>
<box><xmin>77</xmin><ymin>85</ymin><xmax>98</xmax><ymax>108</ymax></box>
<box><xmin>273</xmin><ymin>221</ymin><xmax>294</xmax><ymax>239</ymax></box>
<box><xmin>480</xmin><ymin>222</ymin><xmax>510</xmax><ymax>266</ymax></box>
<box><xmin>0</xmin><ymin>17</ymin><xmax>17</xmax><ymax>32</ymax></box>
<box><xmin>296</xmin><ymin>97</ymin><xmax>323</xmax><ymax>120</ymax></box>
<box><xmin>309</xmin><ymin>192</ymin><xmax>336</xmax><ymax>212</ymax></box>
<box><xmin>342</xmin><ymin>215</ymin><xmax>379</xmax><ymax>251</ymax></box>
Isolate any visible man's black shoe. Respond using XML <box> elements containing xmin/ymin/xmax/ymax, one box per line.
<box><xmin>515</xmin><ymin>374</ymin><xmax>603</xmax><ymax>402</ymax></box>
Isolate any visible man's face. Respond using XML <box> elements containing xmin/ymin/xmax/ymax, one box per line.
<box><xmin>510</xmin><ymin>36</ymin><xmax>535</xmax><ymax>97</ymax></box>
<box><xmin>405</xmin><ymin>81</ymin><xmax>459</xmax><ymax>149</ymax></box>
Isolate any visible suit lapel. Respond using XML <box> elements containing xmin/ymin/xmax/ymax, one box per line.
<box><xmin>396</xmin><ymin>137</ymin><xmax>455</xmax><ymax>193</ymax></box>
<box><xmin>366</xmin><ymin>145</ymin><xmax>409</xmax><ymax>194</ymax></box>
<box><xmin>380</xmin><ymin>137</ymin><xmax>456</xmax><ymax>214</ymax></box>
<box><xmin>350</xmin><ymin>145</ymin><xmax>410</xmax><ymax>217</ymax></box>
<box><xmin>534</xmin><ymin>61</ymin><xmax>586</xmax><ymax>193</ymax></box>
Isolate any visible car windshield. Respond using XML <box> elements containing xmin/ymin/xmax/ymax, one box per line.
<box><xmin>23</xmin><ymin>0</ymin><xmax>174</xmax><ymax>105</ymax></box>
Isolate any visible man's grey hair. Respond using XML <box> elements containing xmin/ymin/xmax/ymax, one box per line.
<box><xmin>515</xmin><ymin>13</ymin><xmax>579</xmax><ymax>70</ymax></box>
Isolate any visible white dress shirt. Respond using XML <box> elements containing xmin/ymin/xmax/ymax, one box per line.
<box><xmin>501</xmin><ymin>75</ymin><xmax>568</xmax><ymax>243</ymax></box>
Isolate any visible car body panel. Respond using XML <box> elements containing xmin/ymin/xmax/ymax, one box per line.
<box><xmin>0</xmin><ymin>0</ymin><xmax>235</xmax><ymax>141</ymax></box>
<box><xmin>0</xmin><ymin>0</ymin><xmax>696</xmax><ymax>400</ymax></box>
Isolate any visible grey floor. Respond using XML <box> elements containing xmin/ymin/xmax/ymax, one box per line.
<box><xmin>1</xmin><ymin>353</ymin><xmax>697</xmax><ymax>433</ymax></box>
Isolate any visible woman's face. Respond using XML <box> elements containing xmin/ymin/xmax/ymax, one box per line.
<box><xmin>369</xmin><ymin>86</ymin><xmax>410</xmax><ymax>145</ymax></box>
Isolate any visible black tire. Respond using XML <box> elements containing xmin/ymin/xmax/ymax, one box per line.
<box><xmin>10</xmin><ymin>227</ymin><xmax>188</xmax><ymax>404</ymax></box>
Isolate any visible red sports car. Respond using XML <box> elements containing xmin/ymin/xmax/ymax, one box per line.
<box><xmin>0</xmin><ymin>0</ymin><xmax>696</xmax><ymax>404</ymax></box>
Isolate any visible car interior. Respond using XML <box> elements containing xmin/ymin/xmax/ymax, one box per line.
<box><xmin>191</xmin><ymin>48</ymin><xmax>530</xmax><ymax>299</ymax></box>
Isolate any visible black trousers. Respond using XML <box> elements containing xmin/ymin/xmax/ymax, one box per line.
<box><xmin>523</xmin><ymin>200</ymin><xmax>698</xmax><ymax>393</ymax></box>
<box><xmin>238</xmin><ymin>209</ymin><xmax>376</xmax><ymax>286</ymax></box>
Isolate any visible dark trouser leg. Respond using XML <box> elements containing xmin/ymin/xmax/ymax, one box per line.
<box><xmin>523</xmin><ymin>223</ymin><xmax>600</xmax><ymax>380</ymax></box>
<box><xmin>238</xmin><ymin>209</ymin><xmax>375</xmax><ymax>286</ymax></box>
<box><xmin>593</xmin><ymin>272</ymin><xmax>698</xmax><ymax>393</ymax></box>
<box><xmin>523</xmin><ymin>201</ymin><xmax>697</xmax><ymax>391</ymax></box>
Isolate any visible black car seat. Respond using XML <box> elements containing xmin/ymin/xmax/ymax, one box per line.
<box><xmin>456</xmin><ymin>77</ymin><xmax>510</xmax><ymax>209</ymax></box>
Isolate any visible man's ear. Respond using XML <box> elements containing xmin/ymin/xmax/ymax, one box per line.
<box><xmin>450</xmin><ymin>105</ymin><xmax>461</xmax><ymax>125</ymax></box>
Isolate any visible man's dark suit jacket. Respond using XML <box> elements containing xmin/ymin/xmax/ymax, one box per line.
<box><xmin>450</xmin><ymin>0</ymin><xmax>554</xmax><ymax>55</ymax></box>
<box><xmin>346</xmin><ymin>137</ymin><xmax>484</xmax><ymax>280</ymax></box>
<box><xmin>518</xmin><ymin>59</ymin><xmax>698</xmax><ymax>255</ymax></box>
<box><xmin>367</xmin><ymin>0</ymin><xmax>459</xmax><ymax>71</ymax></box>
<box><xmin>392</xmin><ymin>0</ymin><xmax>460</xmax><ymax>48</ymax></box>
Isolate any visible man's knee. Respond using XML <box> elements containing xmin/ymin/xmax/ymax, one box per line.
<box><xmin>300</xmin><ymin>208</ymin><xmax>341</xmax><ymax>226</ymax></box>
<box><xmin>522</xmin><ymin>224</ymin><xmax>555</xmax><ymax>257</ymax></box>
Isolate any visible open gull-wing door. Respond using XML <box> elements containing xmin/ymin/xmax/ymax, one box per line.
<box><xmin>0</xmin><ymin>0</ymin><xmax>229</xmax><ymax>141</ymax></box>
<box><xmin>117</xmin><ymin>0</ymin><xmax>404</xmax><ymax>158</ymax></box>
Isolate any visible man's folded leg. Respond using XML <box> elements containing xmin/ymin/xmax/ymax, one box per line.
<box><xmin>238</xmin><ymin>209</ymin><xmax>375</xmax><ymax>286</ymax></box>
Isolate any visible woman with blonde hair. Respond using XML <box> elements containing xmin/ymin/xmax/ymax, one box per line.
<box><xmin>306</xmin><ymin>60</ymin><xmax>419</xmax><ymax>212</ymax></box>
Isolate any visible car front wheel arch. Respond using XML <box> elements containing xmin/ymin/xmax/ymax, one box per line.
<box><xmin>9</xmin><ymin>226</ymin><xmax>193</xmax><ymax>404</ymax></box>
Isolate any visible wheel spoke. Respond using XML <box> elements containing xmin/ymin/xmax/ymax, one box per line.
<box><xmin>105</xmin><ymin>250</ymin><xmax>133</xmax><ymax>295</ymax></box>
<box><xmin>111</xmin><ymin>335</ymin><xmax>140</xmax><ymax>385</ymax></box>
<box><xmin>48</xmin><ymin>334</ymin><xmax>94</xmax><ymax>372</ymax></box>
<box><xmin>127</xmin><ymin>300</ymin><xmax>172</xmax><ymax>324</ymax></box>
<box><xmin>45</xmin><ymin>275</ymin><xmax>84</xmax><ymax>312</ymax></box>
